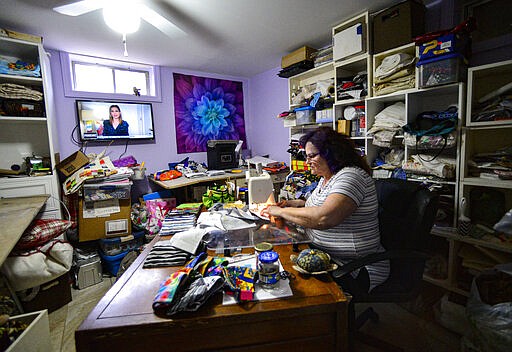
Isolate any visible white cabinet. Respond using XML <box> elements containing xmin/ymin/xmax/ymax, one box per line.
<box><xmin>0</xmin><ymin>35</ymin><xmax>61</xmax><ymax>219</ymax></box>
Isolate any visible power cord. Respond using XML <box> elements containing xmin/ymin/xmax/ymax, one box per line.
<box><xmin>118</xmin><ymin>139</ymin><xmax>129</xmax><ymax>160</ymax></box>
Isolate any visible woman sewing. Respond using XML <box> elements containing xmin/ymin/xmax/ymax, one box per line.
<box><xmin>103</xmin><ymin>105</ymin><xmax>129</xmax><ymax>136</ymax></box>
<box><xmin>261</xmin><ymin>127</ymin><xmax>389</xmax><ymax>293</ymax></box>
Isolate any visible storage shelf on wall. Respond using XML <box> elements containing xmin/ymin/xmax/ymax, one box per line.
<box><xmin>423</xmin><ymin>59</ymin><xmax>512</xmax><ymax>297</ymax></box>
<box><xmin>281</xmin><ymin>5</ymin><xmax>512</xmax><ymax>298</ymax></box>
<box><xmin>0</xmin><ymin>35</ymin><xmax>61</xmax><ymax>219</ymax></box>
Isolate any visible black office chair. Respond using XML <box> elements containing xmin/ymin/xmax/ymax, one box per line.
<box><xmin>332</xmin><ymin>178</ymin><xmax>439</xmax><ymax>352</ymax></box>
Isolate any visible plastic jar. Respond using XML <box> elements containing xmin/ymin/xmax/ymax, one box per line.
<box><xmin>258</xmin><ymin>250</ymin><xmax>280</xmax><ymax>288</ymax></box>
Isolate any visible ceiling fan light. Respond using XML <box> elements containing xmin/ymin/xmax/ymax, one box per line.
<box><xmin>103</xmin><ymin>3</ymin><xmax>141</xmax><ymax>34</ymax></box>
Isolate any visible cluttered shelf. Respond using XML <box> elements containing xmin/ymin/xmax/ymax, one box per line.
<box><xmin>431</xmin><ymin>226</ymin><xmax>512</xmax><ymax>254</ymax></box>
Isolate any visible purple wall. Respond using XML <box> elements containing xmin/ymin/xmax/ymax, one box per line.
<box><xmin>246</xmin><ymin>67</ymin><xmax>290</xmax><ymax>163</ymax></box>
<box><xmin>49</xmin><ymin>49</ymin><xmax>292</xmax><ymax>174</ymax></box>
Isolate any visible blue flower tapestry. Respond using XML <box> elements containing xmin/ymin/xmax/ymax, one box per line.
<box><xmin>173</xmin><ymin>73</ymin><xmax>247</xmax><ymax>154</ymax></box>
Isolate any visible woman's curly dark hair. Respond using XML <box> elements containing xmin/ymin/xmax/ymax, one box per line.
<box><xmin>299</xmin><ymin>126</ymin><xmax>371</xmax><ymax>175</ymax></box>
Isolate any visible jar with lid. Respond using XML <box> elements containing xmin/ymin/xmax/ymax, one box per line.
<box><xmin>254</xmin><ymin>242</ymin><xmax>273</xmax><ymax>268</ymax></box>
<box><xmin>257</xmin><ymin>250</ymin><xmax>280</xmax><ymax>288</ymax></box>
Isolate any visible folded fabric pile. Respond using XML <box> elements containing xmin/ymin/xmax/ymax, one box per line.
<box><xmin>467</xmin><ymin>146</ymin><xmax>512</xmax><ymax>180</ymax></box>
<box><xmin>366</xmin><ymin>102</ymin><xmax>406</xmax><ymax>147</ymax></box>
<box><xmin>313</xmin><ymin>45</ymin><xmax>333</xmax><ymax>67</ymax></box>
<box><xmin>143</xmin><ymin>241</ymin><xmax>191</xmax><ymax>268</ymax></box>
<box><xmin>374</xmin><ymin>53</ymin><xmax>416</xmax><ymax>96</ymax></box>
<box><xmin>402</xmin><ymin>154</ymin><xmax>456</xmax><ymax>179</ymax></box>
<box><xmin>0</xmin><ymin>83</ymin><xmax>43</xmax><ymax>101</ymax></box>
<box><xmin>0</xmin><ymin>55</ymin><xmax>41</xmax><ymax>77</ymax></box>
<box><xmin>337</xmin><ymin>72</ymin><xmax>367</xmax><ymax>100</ymax></box>
<box><xmin>471</xmin><ymin>82</ymin><xmax>512</xmax><ymax>123</ymax></box>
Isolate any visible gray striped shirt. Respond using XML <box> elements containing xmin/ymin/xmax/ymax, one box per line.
<box><xmin>305</xmin><ymin>167</ymin><xmax>389</xmax><ymax>291</ymax></box>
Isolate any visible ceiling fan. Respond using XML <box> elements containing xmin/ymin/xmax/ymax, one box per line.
<box><xmin>53</xmin><ymin>0</ymin><xmax>185</xmax><ymax>46</ymax></box>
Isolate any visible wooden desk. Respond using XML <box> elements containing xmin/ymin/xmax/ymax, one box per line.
<box><xmin>0</xmin><ymin>195</ymin><xmax>49</xmax><ymax>265</ymax></box>
<box><xmin>75</xmin><ymin>237</ymin><xmax>348</xmax><ymax>351</ymax></box>
<box><xmin>151</xmin><ymin>170</ymin><xmax>246</xmax><ymax>190</ymax></box>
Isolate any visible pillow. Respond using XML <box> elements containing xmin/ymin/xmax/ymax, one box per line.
<box><xmin>15</xmin><ymin>219</ymin><xmax>73</xmax><ymax>250</ymax></box>
<box><xmin>2</xmin><ymin>239</ymin><xmax>73</xmax><ymax>291</ymax></box>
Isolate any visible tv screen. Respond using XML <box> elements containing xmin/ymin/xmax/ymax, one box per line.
<box><xmin>76</xmin><ymin>100</ymin><xmax>155</xmax><ymax>141</ymax></box>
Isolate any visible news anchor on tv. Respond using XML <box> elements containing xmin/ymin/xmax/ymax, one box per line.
<box><xmin>103</xmin><ymin>105</ymin><xmax>129</xmax><ymax>136</ymax></box>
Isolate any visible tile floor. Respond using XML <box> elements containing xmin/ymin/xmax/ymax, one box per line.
<box><xmin>48</xmin><ymin>277</ymin><xmax>462</xmax><ymax>352</ymax></box>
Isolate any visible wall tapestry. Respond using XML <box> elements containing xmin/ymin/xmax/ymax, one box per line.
<box><xmin>173</xmin><ymin>73</ymin><xmax>247</xmax><ymax>154</ymax></box>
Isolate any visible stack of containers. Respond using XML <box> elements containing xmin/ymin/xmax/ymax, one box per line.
<box><xmin>415</xmin><ymin>18</ymin><xmax>475</xmax><ymax>88</ymax></box>
<box><xmin>99</xmin><ymin>231</ymin><xmax>145</xmax><ymax>276</ymax></box>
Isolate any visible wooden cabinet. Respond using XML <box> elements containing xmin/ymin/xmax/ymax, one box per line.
<box><xmin>0</xmin><ymin>35</ymin><xmax>61</xmax><ymax>219</ymax></box>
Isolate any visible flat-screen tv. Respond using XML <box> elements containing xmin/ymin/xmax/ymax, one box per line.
<box><xmin>76</xmin><ymin>100</ymin><xmax>155</xmax><ymax>141</ymax></box>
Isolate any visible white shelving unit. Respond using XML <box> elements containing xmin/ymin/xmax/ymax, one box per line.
<box><xmin>280</xmin><ymin>9</ymin><xmax>512</xmax><ymax>298</ymax></box>
<box><xmin>0</xmin><ymin>35</ymin><xmax>61</xmax><ymax>219</ymax></box>
<box><xmin>287</xmin><ymin>63</ymin><xmax>335</xmax><ymax>170</ymax></box>
<box><xmin>424</xmin><ymin>60</ymin><xmax>512</xmax><ymax>297</ymax></box>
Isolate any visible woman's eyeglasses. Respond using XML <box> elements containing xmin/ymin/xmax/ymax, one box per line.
<box><xmin>305</xmin><ymin>152</ymin><xmax>319</xmax><ymax>160</ymax></box>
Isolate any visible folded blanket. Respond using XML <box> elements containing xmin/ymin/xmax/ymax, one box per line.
<box><xmin>373</xmin><ymin>75</ymin><xmax>415</xmax><ymax>96</ymax></box>
<box><xmin>0</xmin><ymin>83</ymin><xmax>43</xmax><ymax>101</ymax></box>
<box><xmin>375</xmin><ymin>53</ymin><xmax>416</xmax><ymax>79</ymax></box>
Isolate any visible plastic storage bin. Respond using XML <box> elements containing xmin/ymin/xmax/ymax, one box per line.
<box><xmin>83</xmin><ymin>182</ymin><xmax>132</xmax><ymax>202</ymax></box>
<box><xmin>419</xmin><ymin>54</ymin><xmax>465</xmax><ymax>88</ymax></box>
<box><xmin>100</xmin><ymin>250</ymin><xmax>129</xmax><ymax>276</ymax></box>
<box><xmin>99</xmin><ymin>231</ymin><xmax>145</xmax><ymax>256</ymax></box>
<box><xmin>295</xmin><ymin>106</ymin><xmax>315</xmax><ymax>125</ymax></box>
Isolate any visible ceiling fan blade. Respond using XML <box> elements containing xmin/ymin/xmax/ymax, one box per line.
<box><xmin>53</xmin><ymin>0</ymin><xmax>104</xmax><ymax>16</ymax></box>
<box><xmin>139</xmin><ymin>4</ymin><xmax>186</xmax><ymax>37</ymax></box>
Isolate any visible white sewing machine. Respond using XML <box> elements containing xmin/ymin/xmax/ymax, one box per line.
<box><xmin>246</xmin><ymin>162</ymin><xmax>275</xmax><ymax>212</ymax></box>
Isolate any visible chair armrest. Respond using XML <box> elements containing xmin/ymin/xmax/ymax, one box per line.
<box><xmin>331</xmin><ymin>250</ymin><xmax>430</xmax><ymax>279</ymax></box>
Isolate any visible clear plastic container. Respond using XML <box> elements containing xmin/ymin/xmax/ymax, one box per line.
<box><xmin>258</xmin><ymin>250</ymin><xmax>280</xmax><ymax>288</ymax></box>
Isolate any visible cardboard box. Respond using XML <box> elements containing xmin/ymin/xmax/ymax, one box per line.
<box><xmin>78</xmin><ymin>198</ymin><xmax>132</xmax><ymax>241</ymax></box>
<box><xmin>3</xmin><ymin>29</ymin><xmax>42</xmax><ymax>43</ymax></box>
<box><xmin>20</xmin><ymin>274</ymin><xmax>72</xmax><ymax>314</ymax></box>
<box><xmin>337</xmin><ymin>120</ymin><xmax>351</xmax><ymax>135</ymax></box>
<box><xmin>6</xmin><ymin>310</ymin><xmax>50</xmax><ymax>352</ymax></box>
<box><xmin>372</xmin><ymin>0</ymin><xmax>425</xmax><ymax>54</ymax></box>
<box><xmin>333</xmin><ymin>23</ymin><xmax>364</xmax><ymax>61</ymax></box>
<box><xmin>281</xmin><ymin>46</ymin><xmax>317</xmax><ymax>69</ymax></box>
<box><xmin>418</xmin><ymin>32</ymin><xmax>471</xmax><ymax>61</ymax></box>
<box><xmin>56</xmin><ymin>151</ymin><xmax>89</xmax><ymax>177</ymax></box>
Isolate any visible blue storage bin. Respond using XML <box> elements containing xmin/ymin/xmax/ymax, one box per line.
<box><xmin>295</xmin><ymin>106</ymin><xmax>315</xmax><ymax>125</ymax></box>
<box><xmin>100</xmin><ymin>250</ymin><xmax>129</xmax><ymax>276</ymax></box>
<box><xmin>99</xmin><ymin>231</ymin><xmax>145</xmax><ymax>256</ymax></box>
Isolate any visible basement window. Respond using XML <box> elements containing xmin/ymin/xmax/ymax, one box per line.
<box><xmin>60</xmin><ymin>52</ymin><xmax>161</xmax><ymax>101</ymax></box>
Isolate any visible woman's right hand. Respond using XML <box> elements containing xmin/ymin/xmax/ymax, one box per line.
<box><xmin>276</xmin><ymin>200</ymin><xmax>288</xmax><ymax>207</ymax></box>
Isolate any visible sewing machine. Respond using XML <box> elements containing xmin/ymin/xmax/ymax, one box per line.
<box><xmin>246</xmin><ymin>162</ymin><xmax>275</xmax><ymax>213</ymax></box>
